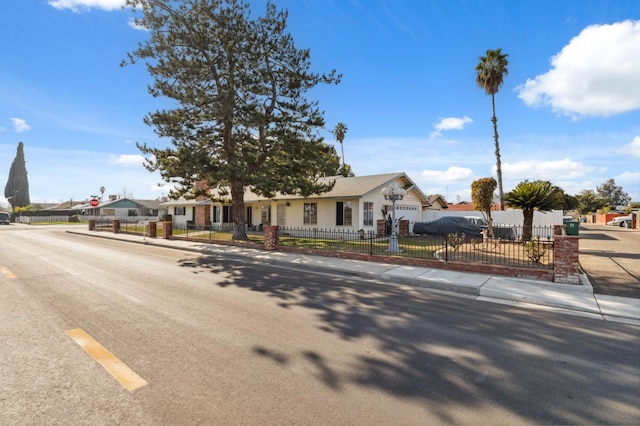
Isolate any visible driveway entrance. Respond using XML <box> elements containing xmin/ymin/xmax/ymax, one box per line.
<box><xmin>578</xmin><ymin>223</ymin><xmax>640</xmax><ymax>298</ymax></box>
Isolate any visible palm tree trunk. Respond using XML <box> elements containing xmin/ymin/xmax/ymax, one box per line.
<box><xmin>522</xmin><ymin>209</ymin><xmax>534</xmax><ymax>241</ymax></box>
<box><xmin>491</xmin><ymin>94</ymin><xmax>504</xmax><ymax>211</ymax></box>
<box><xmin>340</xmin><ymin>141</ymin><xmax>345</xmax><ymax>167</ymax></box>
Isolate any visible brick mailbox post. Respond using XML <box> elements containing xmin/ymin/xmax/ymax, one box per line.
<box><xmin>112</xmin><ymin>219</ymin><xmax>120</xmax><ymax>233</ymax></box>
<box><xmin>88</xmin><ymin>219</ymin><xmax>95</xmax><ymax>231</ymax></box>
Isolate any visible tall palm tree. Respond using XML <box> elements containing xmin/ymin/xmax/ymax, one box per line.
<box><xmin>332</xmin><ymin>122</ymin><xmax>348</xmax><ymax>168</ymax></box>
<box><xmin>476</xmin><ymin>48</ymin><xmax>509</xmax><ymax>210</ymax></box>
<box><xmin>505</xmin><ymin>180</ymin><xmax>564</xmax><ymax>241</ymax></box>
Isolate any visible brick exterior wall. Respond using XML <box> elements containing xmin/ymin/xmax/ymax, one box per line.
<box><xmin>377</xmin><ymin>219</ymin><xmax>409</xmax><ymax>236</ymax></box>
<box><xmin>194</xmin><ymin>180</ymin><xmax>211</xmax><ymax>228</ymax></box>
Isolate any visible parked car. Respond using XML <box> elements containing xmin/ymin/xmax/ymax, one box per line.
<box><xmin>413</xmin><ymin>216</ymin><xmax>516</xmax><ymax>239</ymax></box>
<box><xmin>606</xmin><ymin>214</ymin><xmax>633</xmax><ymax>228</ymax></box>
<box><xmin>0</xmin><ymin>212</ymin><xmax>10</xmax><ymax>225</ymax></box>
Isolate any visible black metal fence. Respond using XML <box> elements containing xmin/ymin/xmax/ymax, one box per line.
<box><xmin>108</xmin><ymin>220</ymin><xmax>555</xmax><ymax>270</ymax></box>
<box><xmin>276</xmin><ymin>226</ymin><xmax>555</xmax><ymax>269</ymax></box>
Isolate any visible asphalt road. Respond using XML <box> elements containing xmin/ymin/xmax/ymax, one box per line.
<box><xmin>578</xmin><ymin>223</ymin><xmax>640</xmax><ymax>298</ymax></box>
<box><xmin>1</xmin><ymin>226</ymin><xmax>639</xmax><ymax>425</ymax></box>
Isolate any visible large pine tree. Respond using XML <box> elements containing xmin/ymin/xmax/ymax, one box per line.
<box><xmin>4</xmin><ymin>141</ymin><xmax>30</xmax><ymax>209</ymax></box>
<box><xmin>124</xmin><ymin>0</ymin><xmax>342</xmax><ymax>240</ymax></box>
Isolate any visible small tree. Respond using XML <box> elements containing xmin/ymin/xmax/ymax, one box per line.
<box><xmin>505</xmin><ymin>180</ymin><xmax>564</xmax><ymax>241</ymax></box>
<box><xmin>575</xmin><ymin>189</ymin><xmax>607</xmax><ymax>215</ymax></box>
<box><xmin>596</xmin><ymin>178</ymin><xmax>631</xmax><ymax>207</ymax></box>
<box><xmin>471</xmin><ymin>177</ymin><xmax>497</xmax><ymax>236</ymax></box>
<box><xmin>4</xmin><ymin>141</ymin><xmax>30</xmax><ymax>210</ymax></box>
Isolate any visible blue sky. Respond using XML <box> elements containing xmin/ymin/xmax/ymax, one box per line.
<box><xmin>1</xmin><ymin>0</ymin><xmax>639</xmax><ymax>207</ymax></box>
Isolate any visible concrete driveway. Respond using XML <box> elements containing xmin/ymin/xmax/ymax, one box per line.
<box><xmin>578</xmin><ymin>223</ymin><xmax>640</xmax><ymax>299</ymax></box>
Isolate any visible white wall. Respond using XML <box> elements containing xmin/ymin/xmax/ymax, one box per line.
<box><xmin>422</xmin><ymin>209</ymin><xmax>564</xmax><ymax>227</ymax></box>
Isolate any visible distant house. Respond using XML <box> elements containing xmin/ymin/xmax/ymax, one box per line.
<box><xmin>73</xmin><ymin>198</ymin><xmax>167</xmax><ymax>218</ymax></box>
<box><xmin>162</xmin><ymin>172</ymin><xmax>432</xmax><ymax>230</ymax></box>
<box><xmin>427</xmin><ymin>195</ymin><xmax>448</xmax><ymax>210</ymax></box>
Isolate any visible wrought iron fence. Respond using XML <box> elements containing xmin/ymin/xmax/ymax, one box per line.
<box><xmin>276</xmin><ymin>226</ymin><xmax>555</xmax><ymax>269</ymax></box>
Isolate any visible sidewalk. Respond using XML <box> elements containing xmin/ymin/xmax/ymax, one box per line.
<box><xmin>68</xmin><ymin>229</ymin><xmax>640</xmax><ymax>326</ymax></box>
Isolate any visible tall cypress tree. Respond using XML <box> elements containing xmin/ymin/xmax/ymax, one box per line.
<box><xmin>4</xmin><ymin>141</ymin><xmax>30</xmax><ymax>209</ymax></box>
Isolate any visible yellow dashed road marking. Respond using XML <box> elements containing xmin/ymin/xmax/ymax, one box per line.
<box><xmin>66</xmin><ymin>328</ymin><xmax>148</xmax><ymax>391</ymax></box>
<box><xmin>1</xmin><ymin>267</ymin><xmax>17</xmax><ymax>279</ymax></box>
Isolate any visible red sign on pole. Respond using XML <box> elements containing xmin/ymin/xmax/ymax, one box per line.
<box><xmin>90</xmin><ymin>198</ymin><xmax>99</xmax><ymax>207</ymax></box>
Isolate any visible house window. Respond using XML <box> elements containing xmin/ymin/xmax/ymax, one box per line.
<box><xmin>223</xmin><ymin>205</ymin><xmax>234</xmax><ymax>223</ymax></box>
<box><xmin>303</xmin><ymin>203</ymin><xmax>317</xmax><ymax>225</ymax></box>
<box><xmin>336</xmin><ymin>202</ymin><xmax>352</xmax><ymax>226</ymax></box>
<box><xmin>363</xmin><ymin>202</ymin><xmax>373</xmax><ymax>226</ymax></box>
<box><xmin>213</xmin><ymin>206</ymin><xmax>220</xmax><ymax>223</ymax></box>
<box><xmin>128</xmin><ymin>209</ymin><xmax>137</xmax><ymax>216</ymax></box>
<box><xmin>175</xmin><ymin>207</ymin><xmax>186</xmax><ymax>216</ymax></box>
<box><xmin>261</xmin><ymin>206</ymin><xmax>271</xmax><ymax>225</ymax></box>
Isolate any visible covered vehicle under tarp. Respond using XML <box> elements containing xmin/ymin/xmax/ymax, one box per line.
<box><xmin>413</xmin><ymin>216</ymin><xmax>485</xmax><ymax>237</ymax></box>
<box><xmin>413</xmin><ymin>216</ymin><xmax>517</xmax><ymax>240</ymax></box>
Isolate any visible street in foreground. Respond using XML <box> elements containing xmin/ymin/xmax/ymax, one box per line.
<box><xmin>1</xmin><ymin>226</ymin><xmax>638</xmax><ymax>424</ymax></box>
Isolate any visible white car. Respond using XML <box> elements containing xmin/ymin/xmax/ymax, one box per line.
<box><xmin>606</xmin><ymin>214</ymin><xmax>632</xmax><ymax>227</ymax></box>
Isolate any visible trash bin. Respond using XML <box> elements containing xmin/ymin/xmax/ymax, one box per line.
<box><xmin>566</xmin><ymin>221</ymin><xmax>579</xmax><ymax>236</ymax></box>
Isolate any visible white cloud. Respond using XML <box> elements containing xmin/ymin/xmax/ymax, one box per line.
<box><xmin>108</xmin><ymin>154</ymin><xmax>146</xmax><ymax>167</ymax></box>
<box><xmin>616</xmin><ymin>171</ymin><xmax>640</xmax><ymax>184</ymax></box>
<box><xmin>10</xmin><ymin>117</ymin><xmax>31</xmax><ymax>133</ymax></box>
<box><xmin>48</xmin><ymin>0</ymin><xmax>125</xmax><ymax>12</ymax></box>
<box><xmin>420</xmin><ymin>166</ymin><xmax>474</xmax><ymax>184</ymax></box>
<box><xmin>127</xmin><ymin>18</ymin><xmax>148</xmax><ymax>31</ymax></box>
<box><xmin>429</xmin><ymin>116</ymin><xmax>472</xmax><ymax>139</ymax></box>
<box><xmin>501</xmin><ymin>159</ymin><xmax>595</xmax><ymax>181</ymax></box>
<box><xmin>517</xmin><ymin>20</ymin><xmax>640</xmax><ymax>118</ymax></box>
<box><xmin>617</xmin><ymin>136</ymin><xmax>640</xmax><ymax>158</ymax></box>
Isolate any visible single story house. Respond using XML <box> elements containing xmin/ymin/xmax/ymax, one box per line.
<box><xmin>73</xmin><ymin>198</ymin><xmax>167</xmax><ymax>218</ymax></box>
<box><xmin>162</xmin><ymin>172</ymin><xmax>433</xmax><ymax>230</ymax></box>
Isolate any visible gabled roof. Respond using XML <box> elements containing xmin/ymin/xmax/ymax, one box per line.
<box><xmin>88</xmin><ymin>198</ymin><xmax>145</xmax><ymax>209</ymax></box>
<box><xmin>162</xmin><ymin>173</ymin><xmax>432</xmax><ymax>206</ymax></box>
<box><xmin>428</xmin><ymin>195</ymin><xmax>448</xmax><ymax>209</ymax></box>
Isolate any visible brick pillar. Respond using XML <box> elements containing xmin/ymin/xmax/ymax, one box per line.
<box><xmin>112</xmin><ymin>219</ymin><xmax>120</xmax><ymax>233</ymax></box>
<box><xmin>147</xmin><ymin>221</ymin><xmax>157</xmax><ymax>238</ymax></box>
<box><xmin>377</xmin><ymin>220</ymin><xmax>387</xmax><ymax>236</ymax></box>
<box><xmin>553</xmin><ymin>224</ymin><xmax>566</xmax><ymax>236</ymax></box>
<box><xmin>162</xmin><ymin>221</ymin><xmax>173</xmax><ymax>239</ymax></box>
<box><xmin>88</xmin><ymin>219</ymin><xmax>95</xmax><ymax>230</ymax></box>
<box><xmin>264</xmin><ymin>225</ymin><xmax>279</xmax><ymax>250</ymax></box>
<box><xmin>399</xmin><ymin>219</ymin><xmax>409</xmax><ymax>237</ymax></box>
<box><xmin>554</xmin><ymin>235</ymin><xmax>580</xmax><ymax>284</ymax></box>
